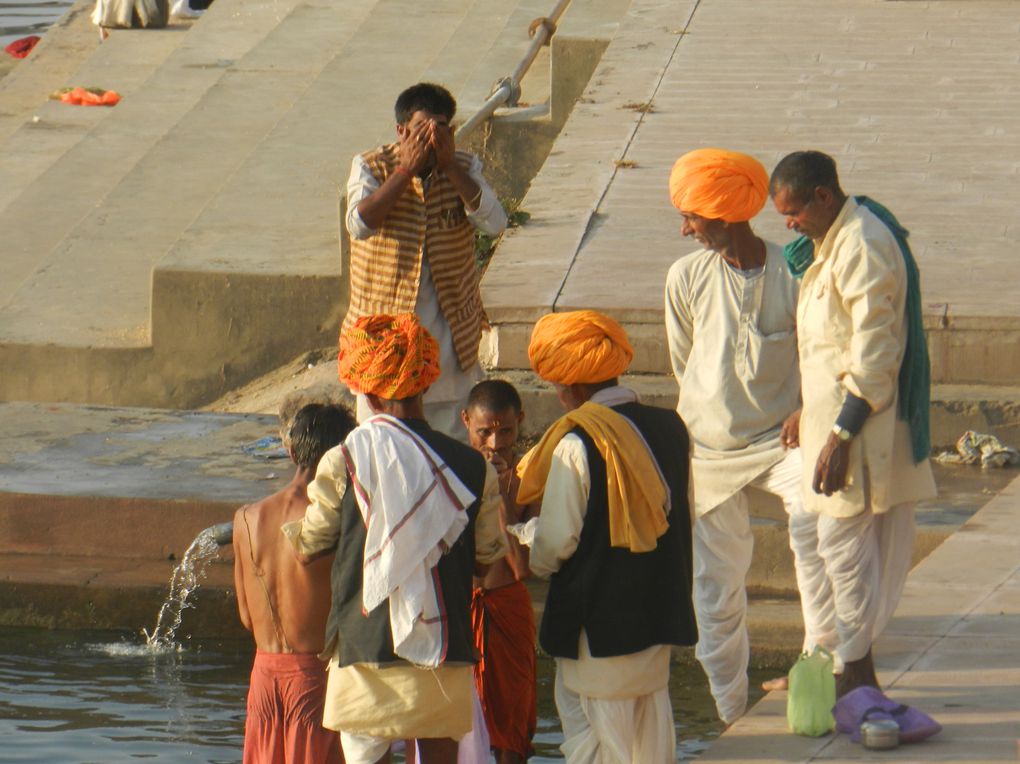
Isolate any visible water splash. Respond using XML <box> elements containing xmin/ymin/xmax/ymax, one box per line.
<box><xmin>143</xmin><ymin>528</ymin><xmax>224</xmax><ymax>651</ymax></box>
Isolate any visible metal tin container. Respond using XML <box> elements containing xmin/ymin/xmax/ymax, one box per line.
<box><xmin>860</xmin><ymin>719</ymin><xmax>900</xmax><ymax>749</ymax></box>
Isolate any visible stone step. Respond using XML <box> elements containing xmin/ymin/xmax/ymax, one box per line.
<box><xmin>0</xmin><ymin>398</ymin><xmax>1010</xmax><ymax>645</ymax></box>
<box><xmin>479</xmin><ymin>0</ymin><xmax>1020</xmax><ymax>387</ymax></box>
<box><xmin>0</xmin><ymin>0</ymin><xmax>101</xmax><ymax>146</ymax></box>
<box><xmin>0</xmin><ymin>0</ymin><xmax>311</xmax><ymax>311</ymax></box>
<box><xmin>0</xmin><ymin>14</ymin><xmax>200</xmax><ymax>216</ymax></box>
<box><xmin>0</xmin><ymin>0</ymin><xmax>633</xmax><ymax>409</ymax></box>
<box><xmin>0</xmin><ymin>0</ymin><xmax>379</xmax><ymax>349</ymax></box>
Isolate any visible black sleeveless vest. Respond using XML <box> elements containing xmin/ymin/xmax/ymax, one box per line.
<box><xmin>324</xmin><ymin>418</ymin><xmax>487</xmax><ymax>666</ymax></box>
<box><xmin>538</xmin><ymin>402</ymin><xmax>697</xmax><ymax>659</ymax></box>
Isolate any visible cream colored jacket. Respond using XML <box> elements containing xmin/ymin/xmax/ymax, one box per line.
<box><xmin>798</xmin><ymin>198</ymin><xmax>935</xmax><ymax>518</ymax></box>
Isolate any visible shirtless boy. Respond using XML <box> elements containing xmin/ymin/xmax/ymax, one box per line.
<box><xmin>233</xmin><ymin>402</ymin><xmax>357</xmax><ymax>764</ymax></box>
<box><xmin>461</xmin><ymin>380</ymin><xmax>538</xmax><ymax>763</ymax></box>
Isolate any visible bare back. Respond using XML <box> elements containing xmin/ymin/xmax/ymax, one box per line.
<box><xmin>233</xmin><ymin>483</ymin><xmax>334</xmax><ymax>654</ymax></box>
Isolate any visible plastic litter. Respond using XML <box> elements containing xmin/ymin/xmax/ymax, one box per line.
<box><xmin>935</xmin><ymin>430</ymin><xmax>1020</xmax><ymax>468</ymax></box>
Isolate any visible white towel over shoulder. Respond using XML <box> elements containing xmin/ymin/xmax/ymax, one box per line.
<box><xmin>342</xmin><ymin>415</ymin><xmax>475</xmax><ymax>668</ymax></box>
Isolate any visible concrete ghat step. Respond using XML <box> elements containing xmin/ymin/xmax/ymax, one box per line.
<box><xmin>480</xmin><ymin>0</ymin><xmax>698</xmax><ymax>326</ymax></box>
<box><xmin>0</xmin><ymin>0</ymin><xmax>309</xmax><ymax>311</ymax></box>
<box><xmin>482</xmin><ymin>0</ymin><xmax>1020</xmax><ymax>387</ymax></box>
<box><xmin>0</xmin><ymin>15</ymin><xmax>199</xmax><ymax>216</ymax></box>
<box><xmin>1</xmin><ymin>398</ymin><xmax>1009</xmax><ymax>648</ymax></box>
<box><xmin>0</xmin><ymin>551</ymin><xmax>800</xmax><ymax>657</ymax></box>
<box><xmin>0</xmin><ymin>0</ymin><xmax>100</xmax><ymax>146</ymax></box>
<box><xmin>0</xmin><ymin>0</ymin><xmax>379</xmax><ymax>350</ymax></box>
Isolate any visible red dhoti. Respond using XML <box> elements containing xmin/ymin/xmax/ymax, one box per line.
<box><xmin>471</xmin><ymin>581</ymin><xmax>537</xmax><ymax>757</ymax></box>
<box><xmin>243</xmin><ymin>650</ymin><xmax>343</xmax><ymax>764</ymax></box>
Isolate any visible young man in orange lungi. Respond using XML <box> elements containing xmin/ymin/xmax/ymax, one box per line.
<box><xmin>461</xmin><ymin>380</ymin><xmax>539</xmax><ymax>762</ymax></box>
<box><xmin>233</xmin><ymin>403</ymin><xmax>357</xmax><ymax>763</ymax></box>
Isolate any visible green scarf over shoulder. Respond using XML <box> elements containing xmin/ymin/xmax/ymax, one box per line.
<box><xmin>783</xmin><ymin>196</ymin><xmax>930</xmax><ymax>464</ymax></box>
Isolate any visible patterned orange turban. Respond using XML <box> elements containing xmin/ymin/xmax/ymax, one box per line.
<box><xmin>668</xmin><ymin>148</ymin><xmax>769</xmax><ymax>222</ymax></box>
<box><xmin>338</xmin><ymin>313</ymin><xmax>440</xmax><ymax>399</ymax></box>
<box><xmin>528</xmin><ymin>310</ymin><xmax>633</xmax><ymax>385</ymax></box>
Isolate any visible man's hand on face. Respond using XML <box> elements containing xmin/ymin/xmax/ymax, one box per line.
<box><xmin>429</xmin><ymin>118</ymin><xmax>455</xmax><ymax>171</ymax></box>
<box><xmin>398</xmin><ymin>119</ymin><xmax>432</xmax><ymax>175</ymax></box>
<box><xmin>812</xmin><ymin>431</ymin><xmax>851</xmax><ymax>496</ymax></box>
<box><xmin>486</xmin><ymin>449</ymin><xmax>513</xmax><ymax>495</ymax></box>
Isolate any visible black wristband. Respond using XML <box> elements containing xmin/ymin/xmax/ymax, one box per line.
<box><xmin>835</xmin><ymin>392</ymin><xmax>871</xmax><ymax>436</ymax></box>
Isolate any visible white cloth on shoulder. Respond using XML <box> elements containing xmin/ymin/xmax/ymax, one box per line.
<box><xmin>342</xmin><ymin>414</ymin><xmax>475</xmax><ymax>668</ymax></box>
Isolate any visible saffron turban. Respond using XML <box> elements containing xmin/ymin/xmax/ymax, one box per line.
<box><xmin>528</xmin><ymin>310</ymin><xmax>633</xmax><ymax>385</ymax></box>
<box><xmin>338</xmin><ymin>313</ymin><xmax>440</xmax><ymax>399</ymax></box>
<box><xmin>668</xmin><ymin>148</ymin><xmax>769</xmax><ymax>222</ymax></box>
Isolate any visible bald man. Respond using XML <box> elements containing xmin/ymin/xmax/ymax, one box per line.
<box><xmin>665</xmin><ymin>149</ymin><xmax>831</xmax><ymax>724</ymax></box>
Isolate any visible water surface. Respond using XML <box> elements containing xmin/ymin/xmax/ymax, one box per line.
<box><xmin>0</xmin><ymin>626</ymin><xmax>770</xmax><ymax>762</ymax></box>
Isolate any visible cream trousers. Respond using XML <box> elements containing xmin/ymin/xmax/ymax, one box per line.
<box><xmin>554</xmin><ymin>669</ymin><xmax>676</xmax><ymax>764</ymax></box>
<box><xmin>693</xmin><ymin>447</ymin><xmax>828</xmax><ymax>724</ymax></box>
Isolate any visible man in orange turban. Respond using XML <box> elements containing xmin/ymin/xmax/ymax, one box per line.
<box><xmin>338</xmin><ymin>313</ymin><xmax>441</xmax><ymax>402</ymax></box>
<box><xmin>665</xmin><ymin>148</ymin><xmax>830</xmax><ymax>724</ymax></box>
<box><xmin>668</xmin><ymin>147</ymin><xmax>769</xmax><ymax>223</ymax></box>
<box><xmin>289</xmin><ymin>312</ymin><xmax>507</xmax><ymax>764</ymax></box>
<box><xmin>521</xmin><ymin>309</ymin><xmax>697</xmax><ymax>761</ymax></box>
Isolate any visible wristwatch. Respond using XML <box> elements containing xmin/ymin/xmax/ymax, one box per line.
<box><xmin>832</xmin><ymin>424</ymin><xmax>853</xmax><ymax>442</ymax></box>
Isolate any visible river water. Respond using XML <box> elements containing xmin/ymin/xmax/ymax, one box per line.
<box><xmin>0</xmin><ymin>625</ymin><xmax>771</xmax><ymax>762</ymax></box>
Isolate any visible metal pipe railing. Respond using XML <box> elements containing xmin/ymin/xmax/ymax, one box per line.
<box><xmin>456</xmin><ymin>0</ymin><xmax>572</xmax><ymax>141</ymax></box>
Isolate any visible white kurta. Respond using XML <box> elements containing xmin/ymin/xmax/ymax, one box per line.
<box><xmin>664</xmin><ymin>241</ymin><xmax>801</xmax><ymax>516</ymax></box>
<box><xmin>797</xmin><ymin>198</ymin><xmax>935</xmax><ymax>518</ymax></box>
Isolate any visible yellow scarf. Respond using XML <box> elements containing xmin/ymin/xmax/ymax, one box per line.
<box><xmin>516</xmin><ymin>402</ymin><xmax>669</xmax><ymax>553</ymax></box>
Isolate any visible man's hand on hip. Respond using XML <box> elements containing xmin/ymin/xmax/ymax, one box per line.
<box><xmin>812</xmin><ymin>432</ymin><xmax>851</xmax><ymax>496</ymax></box>
<box><xmin>780</xmin><ymin>408</ymin><xmax>801</xmax><ymax>449</ymax></box>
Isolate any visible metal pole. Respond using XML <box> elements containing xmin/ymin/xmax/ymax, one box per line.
<box><xmin>456</xmin><ymin>0</ymin><xmax>572</xmax><ymax>141</ymax></box>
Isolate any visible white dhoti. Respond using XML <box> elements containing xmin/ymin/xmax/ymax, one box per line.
<box><xmin>815</xmin><ymin>501</ymin><xmax>916</xmax><ymax>664</ymax></box>
<box><xmin>553</xmin><ymin>636</ymin><xmax>676</xmax><ymax>764</ymax></box>
<box><xmin>694</xmin><ymin>447</ymin><xmax>831</xmax><ymax>724</ymax></box>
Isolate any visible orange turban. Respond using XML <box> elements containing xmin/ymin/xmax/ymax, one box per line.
<box><xmin>668</xmin><ymin>148</ymin><xmax>769</xmax><ymax>222</ymax></box>
<box><xmin>528</xmin><ymin>310</ymin><xmax>633</xmax><ymax>385</ymax></box>
<box><xmin>338</xmin><ymin>313</ymin><xmax>440</xmax><ymax>399</ymax></box>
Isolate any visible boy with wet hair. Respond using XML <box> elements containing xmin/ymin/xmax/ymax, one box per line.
<box><xmin>461</xmin><ymin>379</ymin><xmax>538</xmax><ymax>763</ymax></box>
<box><xmin>233</xmin><ymin>402</ymin><xmax>357</xmax><ymax>764</ymax></box>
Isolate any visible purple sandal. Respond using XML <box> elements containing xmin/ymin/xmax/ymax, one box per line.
<box><xmin>833</xmin><ymin>686</ymin><xmax>942</xmax><ymax>744</ymax></box>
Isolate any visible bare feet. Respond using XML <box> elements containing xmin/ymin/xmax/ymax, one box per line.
<box><xmin>761</xmin><ymin>675</ymin><xmax>789</xmax><ymax>692</ymax></box>
<box><xmin>836</xmin><ymin>649</ymin><xmax>880</xmax><ymax>698</ymax></box>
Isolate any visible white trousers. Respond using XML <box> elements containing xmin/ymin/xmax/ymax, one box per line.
<box><xmin>815</xmin><ymin>502</ymin><xmax>915</xmax><ymax>664</ymax></box>
<box><xmin>694</xmin><ymin>448</ymin><xmax>829</xmax><ymax>724</ymax></box>
<box><xmin>554</xmin><ymin>669</ymin><xmax>676</xmax><ymax>764</ymax></box>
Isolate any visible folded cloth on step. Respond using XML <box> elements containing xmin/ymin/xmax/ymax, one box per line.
<box><xmin>5</xmin><ymin>35</ymin><xmax>41</xmax><ymax>59</ymax></box>
<box><xmin>833</xmin><ymin>686</ymin><xmax>941</xmax><ymax>744</ymax></box>
<box><xmin>51</xmin><ymin>86</ymin><xmax>121</xmax><ymax>106</ymax></box>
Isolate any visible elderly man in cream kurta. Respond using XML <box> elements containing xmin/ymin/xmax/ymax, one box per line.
<box><xmin>770</xmin><ymin>151</ymin><xmax>935</xmax><ymax>696</ymax></box>
<box><xmin>664</xmin><ymin>149</ymin><xmax>833</xmax><ymax>724</ymax></box>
